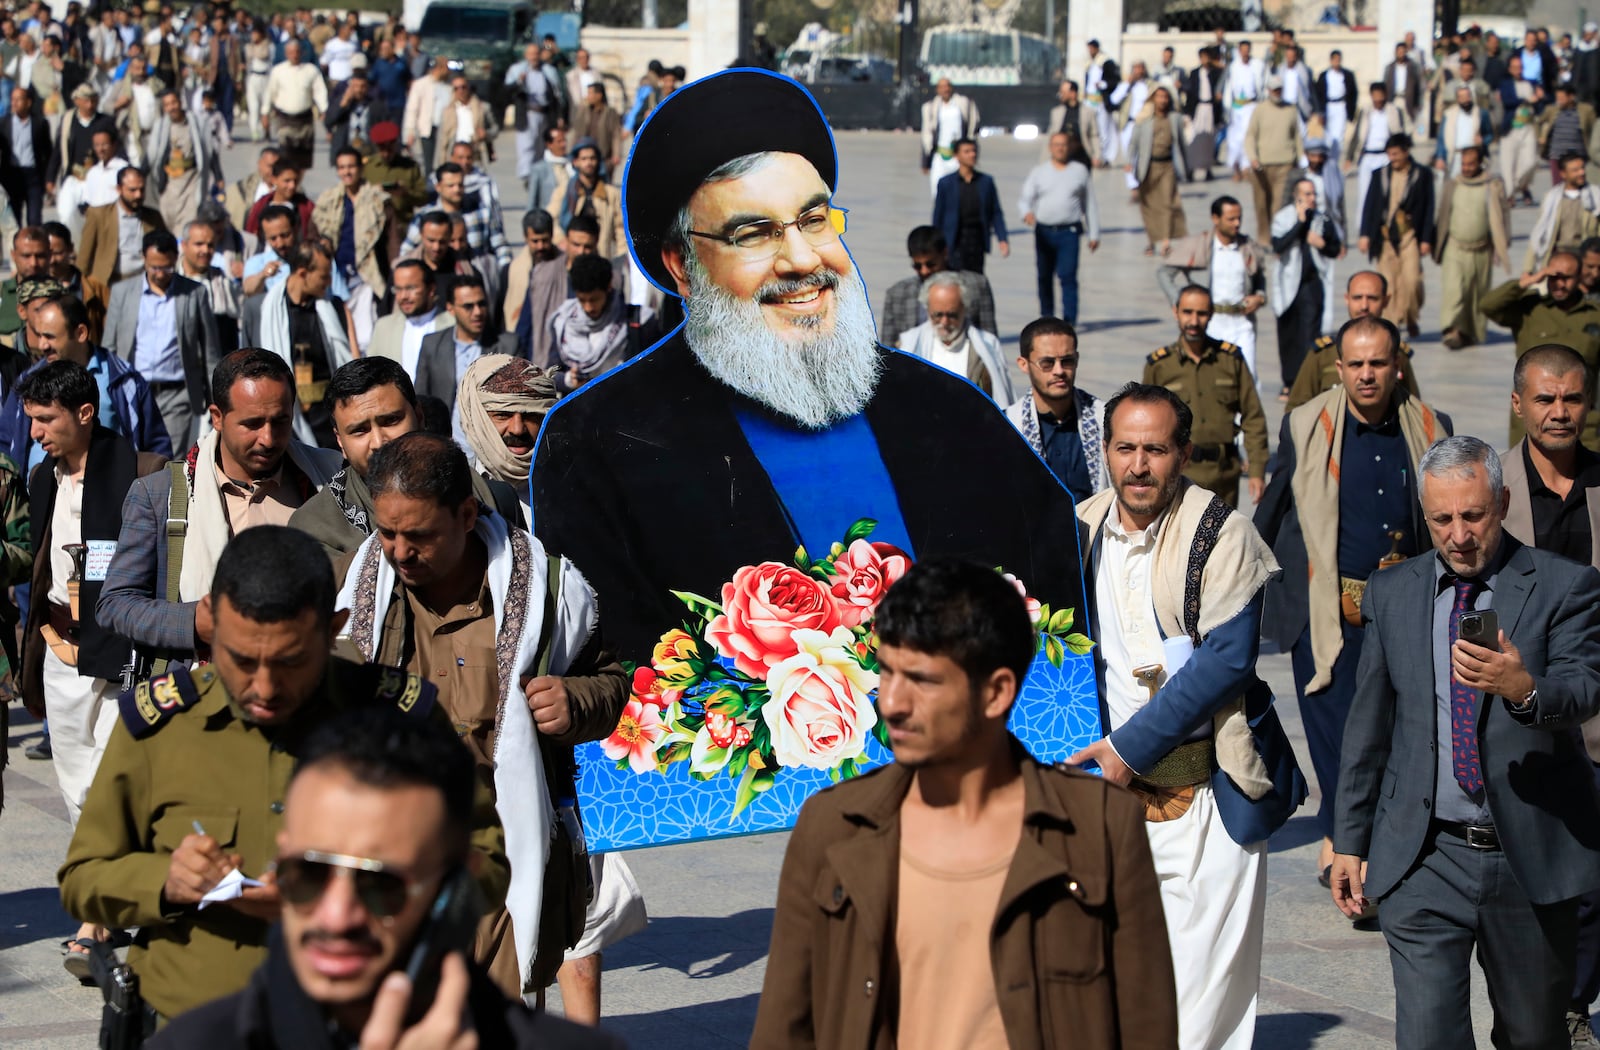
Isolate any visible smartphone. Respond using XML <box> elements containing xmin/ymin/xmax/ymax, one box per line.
<box><xmin>402</xmin><ymin>867</ymin><xmax>484</xmax><ymax>1024</ymax></box>
<box><xmin>1459</xmin><ymin>609</ymin><xmax>1499</xmax><ymax>648</ymax></box>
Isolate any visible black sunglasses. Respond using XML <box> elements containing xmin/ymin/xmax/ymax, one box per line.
<box><xmin>276</xmin><ymin>850</ymin><xmax>433</xmax><ymax>918</ymax></box>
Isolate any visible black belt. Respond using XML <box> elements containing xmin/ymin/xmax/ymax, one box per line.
<box><xmin>1433</xmin><ymin>819</ymin><xmax>1499</xmax><ymax>850</ymax></box>
<box><xmin>147</xmin><ymin>379</ymin><xmax>186</xmax><ymax>392</ymax></box>
<box><xmin>1362</xmin><ymin>148</ymin><xmax>1388</xmax><ymax>155</ymax></box>
<box><xmin>1036</xmin><ymin>222</ymin><xmax>1084</xmax><ymax>232</ymax></box>
<box><xmin>1187</xmin><ymin>443</ymin><xmax>1237</xmax><ymax>464</ymax></box>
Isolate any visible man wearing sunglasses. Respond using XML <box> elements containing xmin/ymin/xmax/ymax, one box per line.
<box><xmin>151</xmin><ymin>706</ymin><xmax>623</xmax><ymax>1048</ymax></box>
<box><xmin>60</xmin><ymin>526</ymin><xmax>512</xmax><ymax>1028</ymax></box>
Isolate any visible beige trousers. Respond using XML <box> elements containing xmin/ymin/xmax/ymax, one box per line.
<box><xmin>1139</xmin><ymin>160</ymin><xmax>1188</xmax><ymax>246</ymax></box>
<box><xmin>1439</xmin><ymin>243</ymin><xmax>1492</xmax><ymax>345</ymax></box>
<box><xmin>1379</xmin><ymin>232</ymin><xmax>1424</xmax><ymax>329</ymax></box>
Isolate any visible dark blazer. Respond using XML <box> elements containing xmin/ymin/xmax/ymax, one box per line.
<box><xmin>414</xmin><ymin>327</ymin><xmax>518</xmax><ymax>415</ymax></box>
<box><xmin>1254</xmin><ymin>401</ymin><xmax>1451</xmax><ymax>653</ymax></box>
<box><xmin>1183</xmin><ymin>65</ymin><xmax>1224</xmax><ymax>123</ymax></box>
<box><xmin>750</xmin><ymin>748</ymin><xmax>1178</xmax><ymax>1050</ymax></box>
<box><xmin>322</xmin><ymin>94</ymin><xmax>391</xmax><ymax>160</ymax></box>
<box><xmin>1384</xmin><ymin>57</ymin><xmax>1425</xmax><ymax>114</ymax></box>
<box><xmin>104</xmin><ymin>274</ymin><xmax>223</xmax><ymax>417</ymax></box>
<box><xmin>931</xmin><ymin>169</ymin><xmax>1008</xmax><ymax>269</ymax></box>
<box><xmin>22</xmin><ymin>427</ymin><xmax>165</xmax><ymax>699</ymax></box>
<box><xmin>1333</xmin><ymin>538</ymin><xmax>1600</xmax><ymax>905</ymax></box>
<box><xmin>0</xmin><ymin>109</ymin><xmax>53</xmax><ymax>174</ymax></box>
<box><xmin>532</xmin><ymin>332</ymin><xmax>1088</xmax><ymax>662</ymax></box>
<box><xmin>1358</xmin><ymin>163</ymin><xmax>1436</xmax><ymax>259</ymax></box>
<box><xmin>149</xmin><ymin>930</ymin><xmax>625</xmax><ymax>1050</ymax></box>
<box><xmin>1317</xmin><ymin>68</ymin><xmax>1359</xmax><ymax>121</ymax></box>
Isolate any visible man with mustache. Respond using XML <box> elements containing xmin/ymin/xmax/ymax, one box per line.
<box><xmin>1256</xmin><ymin>316</ymin><xmax>1450</xmax><ymax>898</ymax></box>
<box><xmin>61</xmin><ymin>525</ymin><xmax>510</xmax><ymax>1026</ymax></box>
<box><xmin>1484</xmin><ymin>250</ymin><xmax>1600</xmax><ymax>451</ymax></box>
<box><xmin>1332</xmin><ymin>435</ymin><xmax>1600</xmax><ymax>1049</ymax></box>
<box><xmin>531</xmin><ymin>70</ymin><xmax>1091</xmax><ymax>843</ymax></box>
<box><xmin>1142</xmin><ymin>284</ymin><xmax>1267</xmax><ymax>508</ymax></box>
<box><xmin>150</xmin><ymin>705</ymin><xmax>624</xmax><ymax>1048</ymax></box>
<box><xmin>96</xmin><ymin>350</ymin><xmax>342</xmax><ymax>673</ymax></box>
<box><xmin>1285</xmin><ymin>270</ymin><xmax>1421</xmax><ymax>411</ymax></box>
<box><xmin>893</xmin><ymin>272</ymin><xmax>1013</xmax><ymax>402</ymax></box>
<box><xmin>1497</xmin><ymin>345</ymin><xmax>1600</xmax><ymax>1046</ymax></box>
<box><xmin>1072</xmin><ymin>382</ymin><xmax>1306</xmax><ymax>1050</ymax></box>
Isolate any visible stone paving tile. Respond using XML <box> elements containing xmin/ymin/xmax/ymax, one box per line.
<box><xmin>0</xmin><ymin>124</ymin><xmax>1539</xmax><ymax>1048</ymax></box>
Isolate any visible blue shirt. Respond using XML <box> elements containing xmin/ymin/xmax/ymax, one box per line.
<box><xmin>1038</xmin><ymin>407</ymin><xmax>1092</xmax><ymax>503</ymax></box>
<box><xmin>1336</xmin><ymin>408</ymin><xmax>1417</xmax><ymax>578</ymax></box>
<box><xmin>134</xmin><ymin>279</ymin><xmax>182</xmax><ymax>383</ymax></box>
<box><xmin>370</xmin><ymin>55</ymin><xmax>410</xmax><ymax>111</ymax></box>
<box><xmin>244</xmin><ymin>250</ymin><xmax>351</xmax><ymax>297</ymax></box>
<box><xmin>732</xmin><ymin>406</ymin><xmax>916</xmax><ymax>560</ymax></box>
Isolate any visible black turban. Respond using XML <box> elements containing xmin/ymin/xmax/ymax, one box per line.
<box><xmin>624</xmin><ymin>68</ymin><xmax>838</xmax><ymax>293</ymax></box>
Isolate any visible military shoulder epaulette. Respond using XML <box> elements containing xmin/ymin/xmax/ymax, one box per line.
<box><xmin>1216</xmin><ymin>341</ymin><xmax>1240</xmax><ymax>356</ymax></box>
<box><xmin>1147</xmin><ymin>345</ymin><xmax>1172</xmax><ymax>363</ymax></box>
<box><xmin>1313</xmin><ymin>334</ymin><xmax>1335</xmax><ymax>352</ymax></box>
<box><xmin>1400</xmin><ymin>340</ymin><xmax>1415</xmax><ymax>359</ymax></box>
<box><xmin>376</xmin><ymin>665</ymin><xmax>438</xmax><ymax>719</ymax></box>
<box><xmin>118</xmin><ymin>666</ymin><xmax>205</xmax><ymax>738</ymax></box>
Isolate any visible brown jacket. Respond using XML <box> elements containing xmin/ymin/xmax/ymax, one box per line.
<box><xmin>751</xmin><ymin>746</ymin><xmax>1178</xmax><ymax>1050</ymax></box>
<box><xmin>78</xmin><ymin>201</ymin><xmax>166</xmax><ymax>286</ymax></box>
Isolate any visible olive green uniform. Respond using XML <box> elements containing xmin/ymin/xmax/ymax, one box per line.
<box><xmin>58</xmin><ymin>658</ymin><xmax>509</xmax><ymax>1022</ymax></box>
<box><xmin>1481</xmin><ymin>279</ymin><xmax>1600</xmax><ymax>451</ymax></box>
<box><xmin>363</xmin><ymin>152</ymin><xmax>428</xmax><ymax>226</ymax></box>
<box><xmin>1285</xmin><ymin>335</ymin><xmax>1422</xmax><ymax>412</ymax></box>
<box><xmin>1143</xmin><ymin>337</ymin><xmax>1269</xmax><ymax>507</ymax></box>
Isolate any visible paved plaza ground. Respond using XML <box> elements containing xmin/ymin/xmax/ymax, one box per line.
<box><xmin>0</xmin><ymin>123</ymin><xmax>1536</xmax><ymax>1047</ymax></box>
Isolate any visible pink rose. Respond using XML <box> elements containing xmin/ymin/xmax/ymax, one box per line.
<box><xmin>601</xmin><ymin>698</ymin><xmax>668</xmax><ymax>774</ymax></box>
<box><xmin>707</xmin><ymin>562</ymin><xmax>844</xmax><ymax>679</ymax></box>
<box><xmin>1003</xmin><ymin>572</ymin><xmax>1044</xmax><ymax>627</ymax></box>
<box><xmin>762</xmin><ymin>628</ymin><xmax>879</xmax><ymax>770</ymax></box>
<box><xmin>826</xmin><ymin>540</ymin><xmax>911</xmax><ymax>627</ymax></box>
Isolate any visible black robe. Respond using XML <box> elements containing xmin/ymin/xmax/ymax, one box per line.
<box><xmin>531</xmin><ymin>332</ymin><xmax>1088</xmax><ymax>662</ymax></box>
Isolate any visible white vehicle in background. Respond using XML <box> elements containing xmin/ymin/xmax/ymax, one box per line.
<box><xmin>920</xmin><ymin>23</ymin><xmax>1060</xmax><ymax>86</ymax></box>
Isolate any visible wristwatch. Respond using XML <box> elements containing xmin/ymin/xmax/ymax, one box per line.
<box><xmin>1509</xmin><ymin>687</ymin><xmax>1537</xmax><ymax>712</ymax></box>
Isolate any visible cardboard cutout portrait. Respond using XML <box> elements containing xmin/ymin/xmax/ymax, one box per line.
<box><xmin>531</xmin><ymin>69</ymin><xmax>1100</xmax><ymax>850</ymax></box>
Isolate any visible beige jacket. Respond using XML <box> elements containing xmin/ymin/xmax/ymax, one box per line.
<box><xmin>1244</xmin><ymin>100</ymin><xmax>1301</xmax><ymax>166</ymax></box>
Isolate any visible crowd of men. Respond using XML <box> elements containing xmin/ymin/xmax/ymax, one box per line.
<box><xmin>0</xmin><ymin>10</ymin><xmax>1596</xmax><ymax>1050</ymax></box>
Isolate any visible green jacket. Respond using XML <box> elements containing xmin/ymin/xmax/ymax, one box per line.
<box><xmin>1484</xmin><ymin>279</ymin><xmax>1600</xmax><ymax>450</ymax></box>
<box><xmin>58</xmin><ymin>658</ymin><xmax>510</xmax><ymax>1019</ymax></box>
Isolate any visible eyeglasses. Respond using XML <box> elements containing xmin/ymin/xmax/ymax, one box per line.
<box><xmin>688</xmin><ymin>204</ymin><xmax>847</xmax><ymax>258</ymax></box>
<box><xmin>276</xmin><ymin>849</ymin><xmax>434</xmax><ymax>919</ymax></box>
<box><xmin>1033</xmin><ymin>354</ymin><xmax>1079</xmax><ymax>371</ymax></box>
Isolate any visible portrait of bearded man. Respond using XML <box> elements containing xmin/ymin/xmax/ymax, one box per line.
<box><xmin>531</xmin><ymin>70</ymin><xmax>1097</xmax><ymax>848</ymax></box>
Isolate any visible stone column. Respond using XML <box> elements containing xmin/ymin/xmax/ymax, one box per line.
<box><xmin>1066</xmin><ymin>0</ymin><xmax>1125</xmax><ymax>73</ymax></box>
<box><xmin>688</xmin><ymin>0</ymin><xmax>743</xmax><ymax>78</ymax></box>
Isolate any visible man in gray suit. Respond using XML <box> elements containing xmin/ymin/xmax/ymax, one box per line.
<box><xmin>1332</xmin><ymin>434</ymin><xmax>1600</xmax><ymax>1049</ymax></box>
<box><xmin>414</xmin><ymin>274</ymin><xmax>515</xmax><ymax>419</ymax></box>
<box><xmin>1500</xmin><ymin>343</ymin><xmax>1600</xmax><ymax>1045</ymax></box>
<box><xmin>104</xmin><ymin>230</ymin><xmax>222</xmax><ymax>449</ymax></box>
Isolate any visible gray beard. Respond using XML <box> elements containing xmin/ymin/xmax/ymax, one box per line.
<box><xmin>682</xmin><ymin>256</ymin><xmax>882</xmax><ymax>430</ymax></box>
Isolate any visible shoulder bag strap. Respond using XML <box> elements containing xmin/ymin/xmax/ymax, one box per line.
<box><xmin>1181</xmin><ymin>494</ymin><xmax>1233</xmax><ymax>646</ymax></box>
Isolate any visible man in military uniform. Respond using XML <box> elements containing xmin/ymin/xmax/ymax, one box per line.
<box><xmin>1286</xmin><ymin>270</ymin><xmax>1422</xmax><ymax>411</ymax></box>
<box><xmin>1143</xmin><ymin>283</ymin><xmax>1269</xmax><ymax>507</ymax></box>
<box><xmin>363</xmin><ymin>121</ymin><xmax>427</xmax><ymax>231</ymax></box>
<box><xmin>0</xmin><ymin>227</ymin><xmax>54</xmax><ymax>351</ymax></box>
<box><xmin>58</xmin><ymin>526</ymin><xmax>510</xmax><ymax>1027</ymax></box>
<box><xmin>1483</xmin><ymin>250</ymin><xmax>1600</xmax><ymax>451</ymax></box>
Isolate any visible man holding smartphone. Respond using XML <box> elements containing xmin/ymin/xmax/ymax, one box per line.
<box><xmin>1332</xmin><ymin>435</ymin><xmax>1600</xmax><ymax>1048</ymax></box>
<box><xmin>150</xmin><ymin>706</ymin><xmax>623</xmax><ymax>1049</ymax></box>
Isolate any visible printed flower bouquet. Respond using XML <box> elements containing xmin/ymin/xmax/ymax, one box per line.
<box><xmin>603</xmin><ymin>518</ymin><xmax>1094</xmax><ymax>814</ymax></box>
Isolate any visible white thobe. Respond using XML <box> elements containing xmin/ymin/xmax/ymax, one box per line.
<box><xmin>1094</xmin><ymin>508</ymin><xmax>1266</xmax><ymax>1050</ymax></box>
<box><xmin>1207</xmin><ymin>237</ymin><xmax>1256</xmax><ymax>376</ymax></box>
